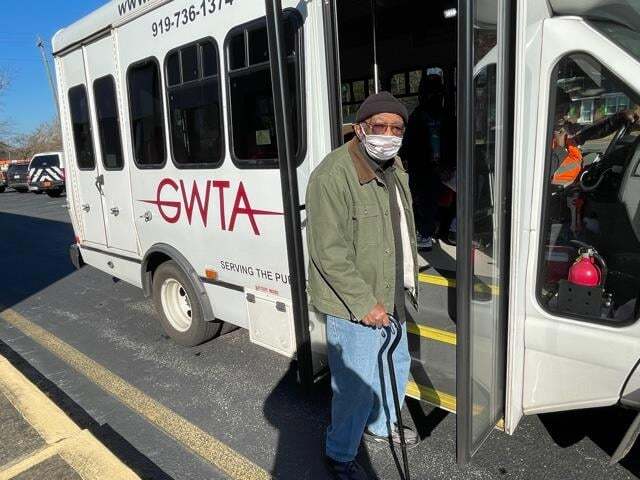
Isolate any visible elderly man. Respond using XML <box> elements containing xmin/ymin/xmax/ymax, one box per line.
<box><xmin>306</xmin><ymin>92</ymin><xmax>420</xmax><ymax>480</ymax></box>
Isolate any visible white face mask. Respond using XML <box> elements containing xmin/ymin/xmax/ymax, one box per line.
<box><xmin>359</xmin><ymin>128</ymin><xmax>403</xmax><ymax>162</ymax></box>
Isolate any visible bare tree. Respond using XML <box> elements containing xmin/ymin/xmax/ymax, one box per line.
<box><xmin>13</xmin><ymin>118</ymin><xmax>62</xmax><ymax>160</ymax></box>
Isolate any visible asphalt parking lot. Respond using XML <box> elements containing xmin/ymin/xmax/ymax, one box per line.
<box><xmin>0</xmin><ymin>189</ymin><xmax>639</xmax><ymax>480</ymax></box>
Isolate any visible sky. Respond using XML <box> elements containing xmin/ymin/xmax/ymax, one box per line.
<box><xmin>0</xmin><ymin>0</ymin><xmax>109</xmax><ymax>138</ymax></box>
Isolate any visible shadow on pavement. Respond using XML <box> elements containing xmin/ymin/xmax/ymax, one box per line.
<box><xmin>0</xmin><ymin>211</ymin><xmax>75</xmax><ymax>310</ymax></box>
<box><xmin>0</xmin><ymin>339</ymin><xmax>173</xmax><ymax>480</ymax></box>
<box><xmin>264</xmin><ymin>360</ymin><xmax>387</xmax><ymax>480</ymax></box>
<box><xmin>539</xmin><ymin>406</ymin><xmax>640</xmax><ymax>478</ymax></box>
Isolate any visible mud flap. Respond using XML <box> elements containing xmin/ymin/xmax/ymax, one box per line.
<box><xmin>69</xmin><ymin>244</ymin><xmax>84</xmax><ymax>270</ymax></box>
<box><xmin>610</xmin><ymin>411</ymin><xmax>640</xmax><ymax>465</ymax></box>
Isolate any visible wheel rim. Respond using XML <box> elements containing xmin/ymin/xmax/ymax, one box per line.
<box><xmin>160</xmin><ymin>278</ymin><xmax>193</xmax><ymax>332</ymax></box>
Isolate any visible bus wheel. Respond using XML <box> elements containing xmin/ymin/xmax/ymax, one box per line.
<box><xmin>152</xmin><ymin>260</ymin><xmax>219</xmax><ymax>346</ymax></box>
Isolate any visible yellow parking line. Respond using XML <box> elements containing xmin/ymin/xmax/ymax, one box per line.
<box><xmin>0</xmin><ymin>307</ymin><xmax>270</xmax><ymax>480</ymax></box>
<box><xmin>406</xmin><ymin>322</ymin><xmax>457</xmax><ymax>346</ymax></box>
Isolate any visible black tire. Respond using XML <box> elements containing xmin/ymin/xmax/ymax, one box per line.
<box><xmin>152</xmin><ymin>260</ymin><xmax>221</xmax><ymax>346</ymax></box>
<box><xmin>34</xmin><ymin>190</ymin><xmax>43</xmax><ymax>195</ymax></box>
<box><xmin>16</xmin><ymin>188</ymin><xmax>28</xmax><ymax>193</ymax></box>
<box><xmin>0</xmin><ymin>186</ymin><xmax>5</xmax><ymax>193</ymax></box>
<box><xmin>46</xmin><ymin>189</ymin><xmax>62</xmax><ymax>198</ymax></box>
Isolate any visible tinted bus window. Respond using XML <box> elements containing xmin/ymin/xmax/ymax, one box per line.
<box><xmin>94</xmin><ymin>76</ymin><xmax>125</xmax><ymax>170</ymax></box>
<box><xmin>128</xmin><ymin>59</ymin><xmax>166</xmax><ymax>167</ymax></box>
<box><xmin>68</xmin><ymin>85</ymin><xmax>95</xmax><ymax>170</ymax></box>
<box><xmin>166</xmin><ymin>39</ymin><xmax>224</xmax><ymax>168</ymax></box>
<box><xmin>226</xmin><ymin>12</ymin><xmax>305</xmax><ymax>168</ymax></box>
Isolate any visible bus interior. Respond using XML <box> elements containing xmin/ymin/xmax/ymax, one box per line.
<box><xmin>335</xmin><ymin>0</ymin><xmax>462</xmax><ymax>408</ymax></box>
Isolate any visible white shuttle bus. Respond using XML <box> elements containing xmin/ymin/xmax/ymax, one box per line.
<box><xmin>53</xmin><ymin>0</ymin><xmax>640</xmax><ymax>462</ymax></box>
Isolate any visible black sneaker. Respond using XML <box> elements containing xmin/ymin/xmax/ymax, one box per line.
<box><xmin>325</xmin><ymin>457</ymin><xmax>372</xmax><ymax>480</ymax></box>
<box><xmin>363</xmin><ymin>424</ymin><xmax>420</xmax><ymax>448</ymax></box>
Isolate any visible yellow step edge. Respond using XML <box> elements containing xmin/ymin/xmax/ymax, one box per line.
<box><xmin>406</xmin><ymin>381</ymin><xmax>457</xmax><ymax>413</ymax></box>
<box><xmin>418</xmin><ymin>272</ymin><xmax>500</xmax><ymax>295</ymax></box>
<box><xmin>407</xmin><ymin>382</ymin><xmax>493</xmax><ymax>418</ymax></box>
<box><xmin>406</xmin><ymin>322</ymin><xmax>457</xmax><ymax>346</ymax></box>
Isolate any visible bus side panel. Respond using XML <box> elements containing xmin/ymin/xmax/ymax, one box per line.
<box><xmin>115</xmin><ymin>0</ymin><xmax>303</xmax><ymax>330</ymax></box>
<box><xmin>80</xmin><ymin>248</ymin><xmax>143</xmax><ymax>288</ymax></box>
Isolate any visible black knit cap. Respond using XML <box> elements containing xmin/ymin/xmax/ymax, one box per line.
<box><xmin>356</xmin><ymin>91</ymin><xmax>408</xmax><ymax>124</ymax></box>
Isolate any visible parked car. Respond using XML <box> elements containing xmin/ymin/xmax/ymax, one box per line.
<box><xmin>0</xmin><ymin>170</ymin><xmax>6</xmax><ymax>193</ymax></box>
<box><xmin>28</xmin><ymin>152</ymin><xmax>65</xmax><ymax>197</ymax></box>
<box><xmin>6</xmin><ymin>164</ymin><xmax>30</xmax><ymax>193</ymax></box>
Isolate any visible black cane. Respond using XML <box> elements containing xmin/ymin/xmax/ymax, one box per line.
<box><xmin>385</xmin><ymin>314</ymin><xmax>411</xmax><ymax>480</ymax></box>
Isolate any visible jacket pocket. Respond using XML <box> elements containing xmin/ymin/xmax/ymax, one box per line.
<box><xmin>353</xmin><ymin>203</ymin><xmax>382</xmax><ymax>247</ymax></box>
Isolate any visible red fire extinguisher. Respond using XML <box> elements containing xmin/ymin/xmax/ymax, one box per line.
<box><xmin>568</xmin><ymin>247</ymin><xmax>607</xmax><ymax>288</ymax></box>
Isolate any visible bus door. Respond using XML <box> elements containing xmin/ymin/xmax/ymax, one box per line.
<box><xmin>83</xmin><ymin>35</ymin><xmax>139</xmax><ymax>254</ymax></box>
<box><xmin>323</xmin><ymin>0</ymin><xmax>513</xmax><ymax>461</ymax></box>
<box><xmin>510</xmin><ymin>10</ymin><xmax>640</xmax><ymax>425</ymax></box>
<box><xmin>456</xmin><ymin>0</ymin><xmax>513</xmax><ymax>462</ymax></box>
<box><xmin>59</xmin><ymin>48</ymin><xmax>108</xmax><ymax>247</ymax></box>
<box><xmin>327</xmin><ymin>0</ymin><xmax>463</xmax><ymax>416</ymax></box>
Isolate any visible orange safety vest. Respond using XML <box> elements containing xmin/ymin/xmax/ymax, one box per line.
<box><xmin>552</xmin><ymin>144</ymin><xmax>583</xmax><ymax>187</ymax></box>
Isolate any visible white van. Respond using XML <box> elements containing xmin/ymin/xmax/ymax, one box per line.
<box><xmin>53</xmin><ymin>0</ymin><xmax>640</xmax><ymax>462</ymax></box>
<box><xmin>28</xmin><ymin>151</ymin><xmax>65</xmax><ymax>197</ymax></box>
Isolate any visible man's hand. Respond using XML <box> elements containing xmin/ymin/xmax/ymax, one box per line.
<box><xmin>362</xmin><ymin>303</ymin><xmax>390</xmax><ymax>328</ymax></box>
<box><xmin>621</xmin><ymin>109</ymin><xmax>639</xmax><ymax>124</ymax></box>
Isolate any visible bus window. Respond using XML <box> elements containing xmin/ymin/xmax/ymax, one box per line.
<box><xmin>341</xmin><ymin>77</ymin><xmax>374</xmax><ymax>124</ymax></box>
<box><xmin>226</xmin><ymin>12</ymin><xmax>305</xmax><ymax>168</ymax></box>
<box><xmin>390</xmin><ymin>68</ymin><xmax>442</xmax><ymax>115</ymax></box>
<box><xmin>166</xmin><ymin>39</ymin><xmax>224</xmax><ymax>168</ymax></box>
<box><xmin>538</xmin><ymin>53</ymin><xmax>640</xmax><ymax>324</ymax></box>
<box><xmin>93</xmin><ymin>76</ymin><xmax>124</xmax><ymax>171</ymax></box>
<box><xmin>127</xmin><ymin>59</ymin><xmax>166</xmax><ymax>168</ymax></box>
<box><xmin>68</xmin><ymin>84</ymin><xmax>96</xmax><ymax>171</ymax></box>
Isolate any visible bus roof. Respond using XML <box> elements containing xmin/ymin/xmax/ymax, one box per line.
<box><xmin>52</xmin><ymin>0</ymin><xmax>172</xmax><ymax>55</ymax></box>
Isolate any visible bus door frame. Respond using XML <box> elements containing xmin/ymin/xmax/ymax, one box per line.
<box><xmin>265</xmin><ymin>0</ymin><xmax>315</xmax><ymax>388</ymax></box>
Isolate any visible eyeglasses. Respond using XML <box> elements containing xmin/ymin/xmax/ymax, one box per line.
<box><xmin>364</xmin><ymin>122</ymin><xmax>405</xmax><ymax>137</ymax></box>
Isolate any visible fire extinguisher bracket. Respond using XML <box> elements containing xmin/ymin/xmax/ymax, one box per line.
<box><xmin>557</xmin><ymin>280</ymin><xmax>605</xmax><ymax>317</ymax></box>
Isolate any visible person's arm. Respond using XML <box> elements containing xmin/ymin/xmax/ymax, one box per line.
<box><xmin>306</xmin><ymin>173</ymin><xmax>379</xmax><ymax>323</ymax></box>
<box><xmin>572</xmin><ymin>111</ymin><xmax>633</xmax><ymax>146</ymax></box>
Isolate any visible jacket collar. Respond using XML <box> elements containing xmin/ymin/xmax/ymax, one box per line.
<box><xmin>347</xmin><ymin>137</ymin><xmax>405</xmax><ymax>185</ymax></box>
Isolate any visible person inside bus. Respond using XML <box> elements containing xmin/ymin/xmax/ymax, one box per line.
<box><xmin>551</xmin><ymin>89</ymin><xmax>636</xmax><ymax>188</ymax></box>
<box><xmin>306</xmin><ymin>92</ymin><xmax>420</xmax><ymax>479</ymax></box>
<box><xmin>548</xmin><ymin>88</ymin><xmax>637</xmax><ymax>245</ymax></box>
<box><xmin>400</xmin><ymin>73</ymin><xmax>456</xmax><ymax>249</ymax></box>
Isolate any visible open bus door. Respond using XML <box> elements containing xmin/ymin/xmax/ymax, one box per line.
<box><xmin>320</xmin><ymin>0</ymin><xmax>515</xmax><ymax>463</ymax></box>
<box><xmin>456</xmin><ymin>0</ymin><xmax>514</xmax><ymax>463</ymax></box>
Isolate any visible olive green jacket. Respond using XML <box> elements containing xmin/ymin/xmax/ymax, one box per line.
<box><xmin>305</xmin><ymin>138</ymin><xmax>419</xmax><ymax>322</ymax></box>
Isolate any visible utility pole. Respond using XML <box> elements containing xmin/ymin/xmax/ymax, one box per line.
<box><xmin>36</xmin><ymin>36</ymin><xmax>60</xmax><ymax>123</ymax></box>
